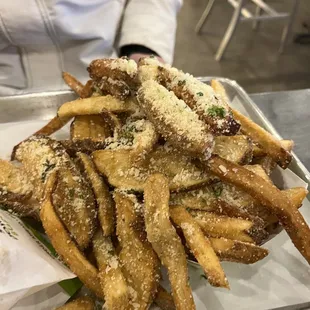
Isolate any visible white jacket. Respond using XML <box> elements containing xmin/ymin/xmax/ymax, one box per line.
<box><xmin>0</xmin><ymin>0</ymin><xmax>182</xmax><ymax>95</ymax></box>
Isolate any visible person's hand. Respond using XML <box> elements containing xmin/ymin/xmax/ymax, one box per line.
<box><xmin>129</xmin><ymin>53</ymin><xmax>164</xmax><ymax>63</ymax></box>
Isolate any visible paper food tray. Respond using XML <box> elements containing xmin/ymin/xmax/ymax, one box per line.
<box><xmin>0</xmin><ymin>78</ymin><xmax>309</xmax><ymax>310</ymax></box>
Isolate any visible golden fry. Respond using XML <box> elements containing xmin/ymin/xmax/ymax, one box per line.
<box><xmin>190</xmin><ymin>210</ymin><xmax>267</xmax><ymax>244</ymax></box>
<box><xmin>40</xmin><ymin>172</ymin><xmax>103</xmax><ymax>298</ymax></box>
<box><xmin>58</xmin><ymin>96</ymin><xmax>137</xmax><ymax>118</ymax></box>
<box><xmin>170</xmin><ymin>206</ymin><xmax>229</xmax><ymax>288</ymax></box>
<box><xmin>56</xmin><ymin>296</ymin><xmax>95</xmax><ymax>310</ymax></box>
<box><xmin>137</xmin><ymin>80</ymin><xmax>214</xmax><ymax>160</ymax></box>
<box><xmin>70</xmin><ymin>115</ymin><xmax>112</xmax><ymax>142</ymax></box>
<box><xmin>209</xmin><ymin>237</ymin><xmax>269</xmax><ymax>264</ymax></box>
<box><xmin>208</xmin><ymin>155</ymin><xmax>310</xmax><ymax>263</ymax></box>
<box><xmin>214</xmin><ymin>135</ymin><xmax>253</xmax><ymax>164</ymax></box>
<box><xmin>115</xmin><ymin>191</ymin><xmax>160</xmax><ymax>310</ymax></box>
<box><xmin>14</xmin><ymin>136</ymin><xmax>97</xmax><ymax>249</ymax></box>
<box><xmin>34</xmin><ymin>116</ymin><xmax>72</xmax><ymax>136</ymax></box>
<box><xmin>144</xmin><ymin>174</ymin><xmax>195</xmax><ymax>310</ymax></box>
<box><xmin>158</xmin><ymin>67</ymin><xmax>240</xmax><ymax>135</ymax></box>
<box><xmin>232</xmin><ymin>109</ymin><xmax>291</xmax><ymax>168</ymax></box>
<box><xmin>63</xmin><ymin>72</ymin><xmax>84</xmax><ymax>97</ymax></box>
<box><xmin>92</xmin><ymin>229</ymin><xmax>129</xmax><ymax>310</ymax></box>
<box><xmin>94</xmin><ymin>77</ymin><xmax>131</xmax><ymax>100</ymax></box>
<box><xmin>77</xmin><ymin>152</ymin><xmax>115</xmax><ymax>236</ymax></box>
<box><xmin>154</xmin><ymin>285</ymin><xmax>176</xmax><ymax>310</ymax></box>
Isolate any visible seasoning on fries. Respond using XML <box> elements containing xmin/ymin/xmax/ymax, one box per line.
<box><xmin>1</xmin><ymin>56</ymin><xmax>309</xmax><ymax>309</ymax></box>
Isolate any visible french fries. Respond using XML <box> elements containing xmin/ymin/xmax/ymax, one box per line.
<box><xmin>76</xmin><ymin>152</ymin><xmax>115</xmax><ymax>236</ymax></box>
<box><xmin>190</xmin><ymin>210</ymin><xmax>267</xmax><ymax>244</ymax></box>
<box><xmin>114</xmin><ymin>191</ymin><xmax>160</xmax><ymax>309</ymax></box>
<box><xmin>209</xmin><ymin>237</ymin><xmax>269</xmax><ymax>264</ymax></box>
<box><xmin>56</xmin><ymin>296</ymin><xmax>95</xmax><ymax>310</ymax></box>
<box><xmin>40</xmin><ymin>172</ymin><xmax>104</xmax><ymax>299</ymax></box>
<box><xmin>144</xmin><ymin>174</ymin><xmax>195</xmax><ymax>310</ymax></box>
<box><xmin>57</xmin><ymin>96</ymin><xmax>137</xmax><ymax>118</ymax></box>
<box><xmin>92</xmin><ymin>229</ymin><xmax>129</xmax><ymax>309</ymax></box>
<box><xmin>70</xmin><ymin>115</ymin><xmax>112</xmax><ymax>142</ymax></box>
<box><xmin>3</xmin><ymin>57</ymin><xmax>309</xmax><ymax>309</ymax></box>
<box><xmin>170</xmin><ymin>206</ymin><xmax>229</xmax><ymax>288</ymax></box>
<box><xmin>137</xmin><ymin>80</ymin><xmax>214</xmax><ymax>159</ymax></box>
<box><xmin>208</xmin><ymin>155</ymin><xmax>310</xmax><ymax>263</ymax></box>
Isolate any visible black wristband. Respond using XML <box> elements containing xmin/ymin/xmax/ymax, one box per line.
<box><xmin>120</xmin><ymin>44</ymin><xmax>158</xmax><ymax>58</ymax></box>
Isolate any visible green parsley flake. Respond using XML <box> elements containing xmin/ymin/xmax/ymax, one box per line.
<box><xmin>211</xmin><ymin>182</ymin><xmax>223</xmax><ymax>197</ymax></box>
<box><xmin>196</xmin><ymin>92</ymin><xmax>203</xmax><ymax>96</ymax></box>
<box><xmin>207</xmin><ymin>105</ymin><xmax>226</xmax><ymax>118</ymax></box>
<box><xmin>178</xmin><ymin>80</ymin><xmax>186</xmax><ymax>86</ymax></box>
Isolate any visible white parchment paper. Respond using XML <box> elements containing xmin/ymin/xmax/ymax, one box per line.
<box><xmin>0</xmin><ymin>111</ymin><xmax>310</xmax><ymax>310</ymax></box>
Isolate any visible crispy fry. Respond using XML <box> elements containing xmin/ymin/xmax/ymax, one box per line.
<box><xmin>158</xmin><ymin>66</ymin><xmax>240</xmax><ymax>135</ymax></box>
<box><xmin>14</xmin><ymin>136</ymin><xmax>97</xmax><ymax>248</ymax></box>
<box><xmin>137</xmin><ymin>80</ymin><xmax>214</xmax><ymax>160</ymax></box>
<box><xmin>70</xmin><ymin>115</ymin><xmax>112</xmax><ymax>142</ymax></box>
<box><xmin>77</xmin><ymin>153</ymin><xmax>115</xmax><ymax>236</ymax></box>
<box><xmin>63</xmin><ymin>72</ymin><xmax>84</xmax><ymax>97</ymax></box>
<box><xmin>114</xmin><ymin>192</ymin><xmax>160</xmax><ymax>310</ymax></box>
<box><xmin>58</xmin><ymin>96</ymin><xmax>137</xmax><ymax>118</ymax></box>
<box><xmin>56</xmin><ymin>296</ymin><xmax>95</xmax><ymax>310</ymax></box>
<box><xmin>207</xmin><ymin>155</ymin><xmax>310</xmax><ymax>263</ymax></box>
<box><xmin>253</xmin><ymin>140</ymin><xmax>294</xmax><ymax>158</ymax></box>
<box><xmin>231</xmin><ymin>109</ymin><xmax>291</xmax><ymax>169</ymax></box>
<box><xmin>40</xmin><ymin>172</ymin><xmax>103</xmax><ymax>298</ymax></box>
<box><xmin>93</xmin><ymin>144</ymin><xmax>213</xmax><ymax>192</ymax></box>
<box><xmin>34</xmin><ymin>116</ymin><xmax>72</xmax><ymax>136</ymax></box>
<box><xmin>170</xmin><ymin>206</ymin><xmax>229</xmax><ymax>288</ymax></box>
<box><xmin>190</xmin><ymin>210</ymin><xmax>267</xmax><ymax>244</ymax></box>
<box><xmin>285</xmin><ymin>187</ymin><xmax>308</xmax><ymax>208</ymax></box>
<box><xmin>214</xmin><ymin>135</ymin><xmax>253</xmax><ymax>164</ymax></box>
<box><xmin>144</xmin><ymin>174</ymin><xmax>195</xmax><ymax>310</ymax></box>
<box><xmin>209</xmin><ymin>237</ymin><xmax>269</xmax><ymax>264</ymax></box>
<box><xmin>92</xmin><ymin>229</ymin><xmax>129</xmax><ymax>309</ymax></box>
<box><xmin>154</xmin><ymin>285</ymin><xmax>176</xmax><ymax>310</ymax></box>
<box><xmin>61</xmin><ymin>139</ymin><xmax>106</xmax><ymax>156</ymax></box>
<box><xmin>94</xmin><ymin>77</ymin><xmax>131</xmax><ymax>100</ymax></box>
<box><xmin>88</xmin><ymin>57</ymin><xmax>138</xmax><ymax>87</ymax></box>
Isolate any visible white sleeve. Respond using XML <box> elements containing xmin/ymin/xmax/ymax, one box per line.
<box><xmin>118</xmin><ymin>0</ymin><xmax>183</xmax><ymax>64</ymax></box>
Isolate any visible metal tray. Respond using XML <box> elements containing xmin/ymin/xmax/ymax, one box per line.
<box><xmin>1</xmin><ymin>78</ymin><xmax>310</xmax><ymax>310</ymax></box>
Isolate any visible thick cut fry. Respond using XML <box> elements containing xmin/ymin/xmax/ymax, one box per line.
<box><xmin>95</xmin><ymin>77</ymin><xmax>131</xmax><ymax>100</ymax></box>
<box><xmin>70</xmin><ymin>115</ymin><xmax>112</xmax><ymax>142</ymax></box>
<box><xmin>92</xmin><ymin>230</ymin><xmax>129</xmax><ymax>310</ymax></box>
<box><xmin>214</xmin><ymin>135</ymin><xmax>253</xmax><ymax>164</ymax></box>
<box><xmin>88</xmin><ymin>57</ymin><xmax>138</xmax><ymax>87</ymax></box>
<box><xmin>14</xmin><ymin>136</ymin><xmax>97</xmax><ymax>249</ymax></box>
<box><xmin>154</xmin><ymin>286</ymin><xmax>176</xmax><ymax>310</ymax></box>
<box><xmin>56</xmin><ymin>296</ymin><xmax>95</xmax><ymax>310</ymax></box>
<box><xmin>137</xmin><ymin>80</ymin><xmax>214</xmax><ymax>160</ymax></box>
<box><xmin>231</xmin><ymin>109</ymin><xmax>291</xmax><ymax>168</ymax></box>
<box><xmin>114</xmin><ymin>192</ymin><xmax>160</xmax><ymax>310</ymax></box>
<box><xmin>209</xmin><ymin>237</ymin><xmax>269</xmax><ymax>264</ymax></box>
<box><xmin>157</xmin><ymin>66</ymin><xmax>240</xmax><ymax>136</ymax></box>
<box><xmin>253</xmin><ymin>140</ymin><xmax>294</xmax><ymax>158</ymax></box>
<box><xmin>40</xmin><ymin>173</ymin><xmax>103</xmax><ymax>298</ymax></box>
<box><xmin>61</xmin><ymin>139</ymin><xmax>106</xmax><ymax>155</ymax></box>
<box><xmin>190</xmin><ymin>210</ymin><xmax>267</xmax><ymax>244</ymax></box>
<box><xmin>34</xmin><ymin>116</ymin><xmax>72</xmax><ymax>136</ymax></box>
<box><xmin>170</xmin><ymin>206</ymin><xmax>229</xmax><ymax>288</ymax></box>
<box><xmin>58</xmin><ymin>96</ymin><xmax>137</xmax><ymax>118</ymax></box>
<box><xmin>208</xmin><ymin>155</ymin><xmax>310</xmax><ymax>264</ymax></box>
<box><xmin>77</xmin><ymin>153</ymin><xmax>115</xmax><ymax>236</ymax></box>
<box><xmin>144</xmin><ymin>174</ymin><xmax>195</xmax><ymax>310</ymax></box>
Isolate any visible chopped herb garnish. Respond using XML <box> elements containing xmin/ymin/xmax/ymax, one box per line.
<box><xmin>211</xmin><ymin>182</ymin><xmax>223</xmax><ymax>197</ymax></box>
<box><xmin>196</xmin><ymin>92</ymin><xmax>203</xmax><ymax>96</ymax></box>
<box><xmin>178</xmin><ymin>80</ymin><xmax>186</xmax><ymax>86</ymax></box>
<box><xmin>69</xmin><ymin>188</ymin><xmax>75</xmax><ymax>199</ymax></box>
<box><xmin>150</xmin><ymin>54</ymin><xmax>155</xmax><ymax>58</ymax></box>
<box><xmin>41</xmin><ymin>159</ymin><xmax>56</xmax><ymax>182</ymax></box>
<box><xmin>207</xmin><ymin>105</ymin><xmax>226</xmax><ymax>118</ymax></box>
<box><xmin>201</xmin><ymin>274</ymin><xmax>208</xmax><ymax>280</ymax></box>
<box><xmin>92</xmin><ymin>85</ymin><xmax>103</xmax><ymax>96</ymax></box>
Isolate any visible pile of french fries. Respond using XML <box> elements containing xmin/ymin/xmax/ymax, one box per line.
<box><xmin>1</xmin><ymin>56</ymin><xmax>309</xmax><ymax>310</ymax></box>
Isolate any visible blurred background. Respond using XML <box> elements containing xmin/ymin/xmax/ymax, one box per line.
<box><xmin>174</xmin><ymin>0</ymin><xmax>310</xmax><ymax>93</ymax></box>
